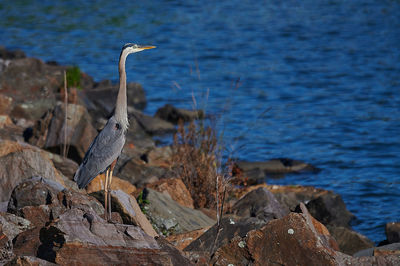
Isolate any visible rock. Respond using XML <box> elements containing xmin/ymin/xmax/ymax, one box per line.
<box><xmin>144</xmin><ymin>146</ymin><xmax>173</xmax><ymax>166</ymax></box>
<box><xmin>38</xmin><ymin>208</ymin><xmax>191</xmax><ymax>265</ymax></box>
<box><xmin>386</xmin><ymin>222</ymin><xmax>400</xmax><ymax>244</ymax></box>
<box><xmin>302</xmin><ymin>192</ymin><xmax>355</xmax><ymax>228</ymax></box>
<box><xmin>154</xmin><ymin>104</ymin><xmax>204</xmax><ymax>124</ymax></box>
<box><xmin>0</xmin><ymin>140</ymin><xmax>66</xmax><ymax>202</ymax></box>
<box><xmin>166</xmin><ymin>227</ymin><xmax>210</xmax><ymax>251</ymax></box>
<box><xmin>184</xmin><ymin>216</ymin><xmax>267</xmax><ymax>255</ymax></box>
<box><xmin>327</xmin><ymin>225</ymin><xmax>374</xmax><ymax>255</ymax></box>
<box><xmin>354</xmin><ymin>243</ymin><xmax>400</xmax><ymax>257</ymax></box>
<box><xmin>90</xmin><ymin>189</ymin><xmax>158</xmax><ymax>238</ymax></box>
<box><xmin>0</xmin><ymin>213</ymin><xmax>33</xmax><ymax>241</ymax></box>
<box><xmin>131</xmin><ymin>109</ymin><xmax>175</xmax><ymax>135</ymax></box>
<box><xmin>0</xmin><ymin>56</ymin><xmax>66</xmax><ymax>121</ymax></box>
<box><xmin>86</xmin><ymin>173</ymin><xmax>136</xmax><ymax>195</ymax></box>
<box><xmin>211</xmin><ymin>212</ymin><xmax>400</xmax><ymax>265</ymax></box>
<box><xmin>0</xmin><ymin>229</ymin><xmax>14</xmax><ymax>265</ymax></box>
<box><xmin>116</xmin><ymin>158</ymin><xmax>165</xmax><ymax>187</ymax></box>
<box><xmin>44</xmin><ymin>152</ymin><xmax>79</xmax><ymax>180</ymax></box>
<box><xmin>7</xmin><ymin>177</ymin><xmax>63</xmax><ymax>214</ymax></box>
<box><xmin>147</xmin><ymin>178</ymin><xmax>194</xmax><ymax>209</ymax></box>
<box><xmin>234</xmin><ymin>158</ymin><xmax>320</xmax><ymax>181</ymax></box>
<box><xmin>5</xmin><ymin>255</ymin><xmax>56</xmax><ymax>265</ymax></box>
<box><xmin>142</xmin><ymin>188</ymin><xmax>215</xmax><ymax>236</ymax></box>
<box><xmin>0</xmin><ymin>46</ymin><xmax>26</xmax><ymax>59</ymax></box>
<box><xmin>231</xmin><ymin>187</ymin><xmax>289</xmax><ymax>220</ymax></box>
<box><xmin>0</xmin><ymin>94</ymin><xmax>13</xmax><ymax>115</ymax></box>
<box><xmin>29</xmin><ymin>103</ymin><xmax>98</xmax><ymax>163</ymax></box>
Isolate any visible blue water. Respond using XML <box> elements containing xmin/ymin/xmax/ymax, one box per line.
<box><xmin>1</xmin><ymin>0</ymin><xmax>399</xmax><ymax>243</ymax></box>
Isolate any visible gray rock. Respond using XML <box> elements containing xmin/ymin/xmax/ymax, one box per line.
<box><xmin>131</xmin><ymin>109</ymin><xmax>175</xmax><ymax>135</ymax></box>
<box><xmin>184</xmin><ymin>216</ymin><xmax>267</xmax><ymax>254</ymax></box>
<box><xmin>0</xmin><ymin>213</ymin><xmax>33</xmax><ymax>241</ymax></box>
<box><xmin>327</xmin><ymin>225</ymin><xmax>374</xmax><ymax>255</ymax></box>
<box><xmin>353</xmin><ymin>243</ymin><xmax>400</xmax><ymax>257</ymax></box>
<box><xmin>5</xmin><ymin>255</ymin><xmax>56</xmax><ymax>266</ymax></box>
<box><xmin>235</xmin><ymin>158</ymin><xmax>320</xmax><ymax>180</ymax></box>
<box><xmin>142</xmin><ymin>188</ymin><xmax>215</xmax><ymax>235</ymax></box>
<box><xmin>231</xmin><ymin>187</ymin><xmax>289</xmax><ymax>221</ymax></box>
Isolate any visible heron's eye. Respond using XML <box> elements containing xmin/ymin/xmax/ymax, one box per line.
<box><xmin>115</xmin><ymin>123</ymin><xmax>121</xmax><ymax>130</ymax></box>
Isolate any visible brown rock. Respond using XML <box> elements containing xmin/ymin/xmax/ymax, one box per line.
<box><xmin>0</xmin><ymin>230</ymin><xmax>14</xmax><ymax>265</ymax></box>
<box><xmin>116</xmin><ymin>158</ymin><xmax>163</xmax><ymax>187</ymax></box>
<box><xmin>147</xmin><ymin>178</ymin><xmax>194</xmax><ymax>209</ymax></box>
<box><xmin>38</xmin><ymin>208</ymin><xmax>191</xmax><ymax>265</ymax></box>
<box><xmin>86</xmin><ymin>173</ymin><xmax>136</xmax><ymax>195</ymax></box>
<box><xmin>0</xmin><ymin>213</ymin><xmax>33</xmax><ymax>241</ymax></box>
<box><xmin>90</xmin><ymin>189</ymin><xmax>158</xmax><ymax>238</ymax></box>
<box><xmin>0</xmin><ymin>141</ymin><xmax>66</xmax><ymax>202</ymax></box>
<box><xmin>166</xmin><ymin>227</ymin><xmax>210</xmax><ymax>251</ymax></box>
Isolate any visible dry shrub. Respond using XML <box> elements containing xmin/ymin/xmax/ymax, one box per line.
<box><xmin>171</xmin><ymin>120</ymin><xmax>227</xmax><ymax>209</ymax></box>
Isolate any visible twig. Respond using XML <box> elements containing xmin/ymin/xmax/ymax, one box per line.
<box><xmin>62</xmin><ymin>71</ymin><xmax>68</xmax><ymax>158</ymax></box>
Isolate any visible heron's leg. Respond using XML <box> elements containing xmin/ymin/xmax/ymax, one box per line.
<box><xmin>104</xmin><ymin>168</ymin><xmax>110</xmax><ymax>221</ymax></box>
<box><xmin>107</xmin><ymin>159</ymin><xmax>117</xmax><ymax>222</ymax></box>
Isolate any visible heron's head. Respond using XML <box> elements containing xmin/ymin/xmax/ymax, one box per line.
<box><xmin>122</xmin><ymin>43</ymin><xmax>156</xmax><ymax>55</ymax></box>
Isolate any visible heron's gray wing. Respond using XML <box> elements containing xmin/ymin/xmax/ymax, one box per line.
<box><xmin>74</xmin><ymin>121</ymin><xmax>125</xmax><ymax>189</ymax></box>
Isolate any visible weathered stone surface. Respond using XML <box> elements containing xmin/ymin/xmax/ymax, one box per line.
<box><xmin>142</xmin><ymin>189</ymin><xmax>215</xmax><ymax>236</ymax></box>
<box><xmin>0</xmin><ymin>141</ymin><xmax>66</xmax><ymax>202</ymax></box>
<box><xmin>386</xmin><ymin>222</ymin><xmax>400</xmax><ymax>244</ymax></box>
<box><xmin>166</xmin><ymin>227</ymin><xmax>210</xmax><ymax>251</ymax></box>
<box><xmin>5</xmin><ymin>255</ymin><xmax>56</xmax><ymax>266</ymax></box>
<box><xmin>29</xmin><ymin>103</ymin><xmax>97</xmax><ymax>163</ymax></box>
<box><xmin>0</xmin><ymin>213</ymin><xmax>33</xmax><ymax>240</ymax></box>
<box><xmin>38</xmin><ymin>208</ymin><xmax>191</xmax><ymax>265</ymax></box>
<box><xmin>327</xmin><ymin>225</ymin><xmax>374</xmax><ymax>255</ymax></box>
<box><xmin>147</xmin><ymin>178</ymin><xmax>194</xmax><ymax>209</ymax></box>
<box><xmin>86</xmin><ymin>173</ymin><xmax>136</xmax><ymax>195</ymax></box>
<box><xmin>7</xmin><ymin>178</ymin><xmax>63</xmax><ymax>214</ymax></box>
<box><xmin>0</xmin><ymin>232</ymin><xmax>14</xmax><ymax>265</ymax></box>
<box><xmin>44</xmin><ymin>152</ymin><xmax>79</xmax><ymax>181</ymax></box>
<box><xmin>155</xmin><ymin>104</ymin><xmax>204</xmax><ymax>124</ymax></box>
<box><xmin>144</xmin><ymin>146</ymin><xmax>173</xmax><ymax>166</ymax></box>
<box><xmin>185</xmin><ymin>216</ymin><xmax>267</xmax><ymax>255</ymax></box>
<box><xmin>131</xmin><ymin>109</ymin><xmax>175</xmax><ymax>135</ymax></box>
<box><xmin>91</xmin><ymin>190</ymin><xmax>157</xmax><ymax>238</ymax></box>
<box><xmin>231</xmin><ymin>187</ymin><xmax>289</xmax><ymax>220</ymax></box>
<box><xmin>303</xmin><ymin>192</ymin><xmax>355</xmax><ymax>228</ymax></box>
<box><xmin>0</xmin><ymin>46</ymin><xmax>26</xmax><ymax>60</ymax></box>
<box><xmin>234</xmin><ymin>158</ymin><xmax>320</xmax><ymax>181</ymax></box>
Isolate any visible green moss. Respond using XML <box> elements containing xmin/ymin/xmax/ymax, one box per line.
<box><xmin>66</xmin><ymin>66</ymin><xmax>81</xmax><ymax>89</ymax></box>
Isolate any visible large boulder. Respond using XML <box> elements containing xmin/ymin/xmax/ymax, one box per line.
<box><xmin>131</xmin><ymin>109</ymin><xmax>175</xmax><ymax>135</ymax></box>
<box><xmin>141</xmin><ymin>189</ymin><xmax>215</xmax><ymax>236</ymax></box>
<box><xmin>38</xmin><ymin>208</ymin><xmax>191</xmax><ymax>265</ymax></box>
<box><xmin>327</xmin><ymin>225</ymin><xmax>374</xmax><ymax>255</ymax></box>
<box><xmin>211</xmin><ymin>212</ymin><xmax>400</xmax><ymax>265</ymax></box>
<box><xmin>231</xmin><ymin>187</ymin><xmax>289</xmax><ymax>220</ymax></box>
<box><xmin>28</xmin><ymin>103</ymin><xmax>97</xmax><ymax>163</ymax></box>
<box><xmin>184</xmin><ymin>216</ymin><xmax>267</xmax><ymax>255</ymax></box>
<box><xmin>0</xmin><ymin>140</ymin><xmax>67</xmax><ymax>203</ymax></box>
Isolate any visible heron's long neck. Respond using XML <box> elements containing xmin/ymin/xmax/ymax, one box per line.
<box><xmin>115</xmin><ymin>51</ymin><xmax>129</xmax><ymax>130</ymax></box>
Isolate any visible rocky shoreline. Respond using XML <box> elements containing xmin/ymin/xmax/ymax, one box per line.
<box><xmin>0</xmin><ymin>46</ymin><xmax>399</xmax><ymax>265</ymax></box>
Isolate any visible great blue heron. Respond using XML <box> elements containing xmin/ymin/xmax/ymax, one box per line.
<box><xmin>74</xmin><ymin>43</ymin><xmax>155</xmax><ymax>221</ymax></box>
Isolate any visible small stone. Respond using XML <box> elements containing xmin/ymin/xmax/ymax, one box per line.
<box><xmin>238</xmin><ymin>241</ymin><xmax>246</xmax><ymax>248</ymax></box>
<box><xmin>288</xmin><ymin>228</ymin><xmax>295</xmax><ymax>235</ymax></box>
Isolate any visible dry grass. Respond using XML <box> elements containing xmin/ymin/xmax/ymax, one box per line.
<box><xmin>171</xmin><ymin>120</ymin><xmax>230</xmax><ymax>211</ymax></box>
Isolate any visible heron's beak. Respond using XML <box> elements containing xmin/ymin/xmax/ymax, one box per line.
<box><xmin>141</xmin><ymin>45</ymin><xmax>156</xmax><ymax>50</ymax></box>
